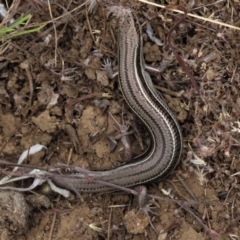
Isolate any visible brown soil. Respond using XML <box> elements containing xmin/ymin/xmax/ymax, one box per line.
<box><xmin>0</xmin><ymin>0</ymin><xmax>240</xmax><ymax>239</ymax></box>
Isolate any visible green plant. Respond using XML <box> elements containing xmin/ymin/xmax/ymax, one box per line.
<box><xmin>0</xmin><ymin>14</ymin><xmax>45</xmax><ymax>41</ymax></box>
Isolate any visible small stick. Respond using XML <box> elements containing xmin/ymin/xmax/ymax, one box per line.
<box><xmin>107</xmin><ymin>207</ymin><xmax>113</xmax><ymax>240</ymax></box>
<box><xmin>138</xmin><ymin>0</ymin><xmax>240</xmax><ymax>31</ymax></box>
<box><xmin>176</xmin><ymin>175</ymin><xmax>197</xmax><ymax>201</ymax></box>
<box><xmin>65</xmin><ymin>92</ymin><xmax>112</xmax><ymax>108</ymax></box>
<box><xmin>48</xmin><ymin>210</ymin><xmax>57</xmax><ymax>240</ymax></box>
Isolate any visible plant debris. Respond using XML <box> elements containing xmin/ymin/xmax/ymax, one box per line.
<box><xmin>0</xmin><ymin>0</ymin><xmax>240</xmax><ymax>239</ymax></box>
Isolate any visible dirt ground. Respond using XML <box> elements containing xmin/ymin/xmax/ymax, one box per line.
<box><xmin>0</xmin><ymin>0</ymin><xmax>240</xmax><ymax>239</ymax></box>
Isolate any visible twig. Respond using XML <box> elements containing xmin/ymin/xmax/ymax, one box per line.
<box><xmin>138</xmin><ymin>0</ymin><xmax>240</xmax><ymax>31</ymax></box>
<box><xmin>47</xmin><ymin>0</ymin><xmax>58</xmax><ymax>66</ymax></box>
<box><xmin>85</xmin><ymin>6</ymin><xmax>95</xmax><ymax>42</ymax></box>
<box><xmin>0</xmin><ymin>0</ymin><xmax>20</xmax><ymax>29</ymax></box>
<box><xmin>65</xmin><ymin>92</ymin><xmax>112</xmax><ymax>108</ymax></box>
<box><xmin>48</xmin><ymin>210</ymin><xmax>57</xmax><ymax>240</ymax></box>
<box><xmin>107</xmin><ymin>207</ymin><xmax>113</xmax><ymax>240</ymax></box>
<box><xmin>176</xmin><ymin>174</ymin><xmax>197</xmax><ymax>201</ymax></box>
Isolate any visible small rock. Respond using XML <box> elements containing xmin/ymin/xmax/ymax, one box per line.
<box><xmin>0</xmin><ymin>191</ymin><xmax>29</xmax><ymax>235</ymax></box>
<box><xmin>124</xmin><ymin>209</ymin><xmax>149</xmax><ymax>234</ymax></box>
